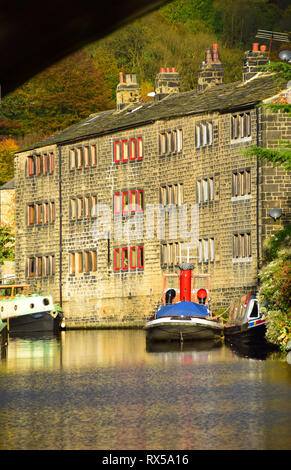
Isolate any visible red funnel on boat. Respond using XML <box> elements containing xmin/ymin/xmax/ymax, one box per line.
<box><xmin>179</xmin><ymin>263</ymin><xmax>194</xmax><ymax>302</ymax></box>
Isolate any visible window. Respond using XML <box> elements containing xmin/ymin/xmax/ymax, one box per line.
<box><xmin>77</xmin><ymin>148</ymin><xmax>82</xmax><ymax>168</ymax></box>
<box><xmin>196</xmin><ymin>125</ymin><xmax>201</xmax><ymax>149</ymax></box>
<box><xmin>36</xmin><ymin>256</ymin><xmax>42</xmax><ymax>277</ymax></box>
<box><xmin>114</xmin><ymin>245</ymin><xmax>144</xmax><ymax>271</ymax></box>
<box><xmin>114</xmin><ymin>141</ymin><xmax>121</xmax><ymax>163</ymax></box>
<box><xmin>130</xmin><ymin>138</ymin><xmax>136</xmax><ymax>160</ymax></box>
<box><xmin>231</xmin><ymin>112</ymin><xmax>251</xmax><ymax>140</ymax></box>
<box><xmin>114</xmin><ymin>137</ymin><xmax>143</xmax><ymax>163</ymax></box>
<box><xmin>197</xmin><ymin>181</ymin><xmax>201</xmax><ymax>204</ymax></box>
<box><xmin>27</xmin><ymin>156</ymin><xmax>35</xmax><ymax>176</ymax></box>
<box><xmin>210</xmin><ymin>238</ymin><xmax>215</xmax><ymax>262</ymax></box>
<box><xmin>161</xmin><ymin>242</ymin><xmax>182</xmax><ymax>267</ymax></box>
<box><xmin>196</xmin><ymin>121</ymin><xmax>213</xmax><ymax>148</ymax></box>
<box><xmin>232</xmin><ymin>170</ymin><xmax>251</xmax><ymax>197</ymax></box>
<box><xmin>164</xmin><ymin>129</ymin><xmax>183</xmax><ymax>154</ymax></box>
<box><xmin>84</xmin><ymin>251</ymin><xmax>90</xmax><ymax>273</ymax></box>
<box><xmin>36</xmin><ymin>155</ymin><xmax>41</xmax><ymax>175</ymax></box>
<box><xmin>115</xmin><ymin>190</ymin><xmax>143</xmax><ymax>215</ymax></box>
<box><xmin>203</xmin><ymin>179</ymin><xmax>208</xmax><ymax>202</ymax></box>
<box><xmin>70</xmin><ymin>250</ymin><xmax>96</xmax><ymax>274</ymax></box>
<box><xmin>28</xmin><ymin>205</ymin><xmax>35</xmax><ymax>225</ymax></box>
<box><xmin>70</xmin><ymin>149</ymin><xmax>76</xmax><ymax>169</ymax></box>
<box><xmin>198</xmin><ymin>238</ymin><xmax>214</xmax><ymax>263</ymax></box>
<box><xmin>43</xmin><ymin>154</ymin><xmax>48</xmax><ymax>175</ymax></box>
<box><xmin>77</xmin><ymin>198</ymin><xmax>84</xmax><ymax>219</ymax></box>
<box><xmin>114</xmin><ymin>193</ymin><xmax>121</xmax><ymax>215</ymax></box>
<box><xmin>160</xmin><ymin>184</ymin><xmax>183</xmax><ymax>206</ymax></box>
<box><xmin>77</xmin><ymin>252</ymin><xmax>83</xmax><ymax>273</ymax></box>
<box><xmin>71</xmin><ymin>199</ymin><xmax>77</xmax><ymax>220</ymax></box>
<box><xmin>197</xmin><ymin>178</ymin><xmax>214</xmax><ymax>203</ymax></box>
<box><xmin>44</xmin><ymin>203</ymin><xmax>49</xmax><ymax>224</ymax></box>
<box><xmin>159</xmin><ymin>129</ymin><xmax>182</xmax><ymax>155</ymax></box>
<box><xmin>233</xmin><ymin>233</ymin><xmax>251</xmax><ymax>258</ymax></box>
<box><xmin>85</xmin><ymin>197</ymin><xmax>90</xmax><ymax>218</ymax></box>
<box><xmin>130</xmin><ymin>247</ymin><xmax>136</xmax><ymax>269</ymax></box>
<box><xmin>137</xmin><ymin>137</ymin><xmax>143</xmax><ymax>159</ymax></box>
<box><xmin>70</xmin><ymin>253</ymin><xmax>75</xmax><ymax>274</ymax></box>
<box><xmin>49</xmin><ymin>153</ymin><xmax>54</xmax><ymax>174</ymax></box>
<box><xmin>91</xmin><ymin>251</ymin><xmax>97</xmax><ymax>272</ymax></box>
<box><xmin>122</xmin><ymin>140</ymin><xmax>129</xmax><ymax>162</ymax></box>
<box><xmin>114</xmin><ymin>248</ymin><xmax>120</xmax><ymax>271</ymax></box>
<box><xmin>177</xmin><ymin>129</ymin><xmax>183</xmax><ymax>152</ymax></box>
<box><xmin>28</xmin><ymin>257</ymin><xmax>35</xmax><ymax>277</ymax></box>
<box><xmin>137</xmin><ymin>190</ymin><xmax>144</xmax><ymax>211</ymax></box>
<box><xmin>27</xmin><ymin>255</ymin><xmax>55</xmax><ymax>278</ymax></box>
<box><xmin>44</xmin><ymin>256</ymin><xmax>50</xmax><ymax>276</ymax></box>
<box><xmin>50</xmin><ymin>202</ymin><xmax>55</xmax><ymax>223</ymax></box>
<box><xmin>84</xmin><ymin>146</ymin><xmax>90</xmax><ymax>167</ymax></box>
<box><xmin>137</xmin><ymin>246</ymin><xmax>144</xmax><ymax>268</ymax></box>
<box><xmin>122</xmin><ymin>247</ymin><xmax>129</xmax><ymax>270</ymax></box>
<box><xmin>36</xmin><ymin>204</ymin><xmax>42</xmax><ymax>225</ymax></box>
<box><xmin>91</xmin><ymin>145</ymin><xmax>97</xmax><ymax>166</ymax></box>
<box><xmin>122</xmin><ymin>192</ymin><xmax>129</xmax><ymax>214</ymax></box>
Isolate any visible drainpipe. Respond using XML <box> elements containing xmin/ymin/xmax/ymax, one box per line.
<box><xmin>58</xmin><ymin>145</ymin><xmax>63</xmax><ymax>307</ymax></box>
<box><xmin>256</xmin><ymin>107</ymin><xmax>260</xmax><ymax>275</ymax></box>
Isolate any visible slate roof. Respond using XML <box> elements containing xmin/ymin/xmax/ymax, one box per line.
<box><xmin>0</xmin><ymin>178</ymin><xmax>15</xmax><ymax>190</ymax></box>
<box><xmin>21</xmin><ymin>72</ymin><xmax>284</xmax><ymax>151</ymax></box>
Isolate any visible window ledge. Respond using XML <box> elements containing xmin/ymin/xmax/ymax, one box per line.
<box><xmin>231</xmin><ymin>195</ymin><xmax>251</xmax><ymax>201</ymax></box>
<box><xmin>230</xmin><ymin>136</ymin><xmax>252</xmax><ymax>144</ymax></box>
<box><xmin>232</xmin><ymin>257</ymin><xmax>252</xmax><ymax>263</ymax></box>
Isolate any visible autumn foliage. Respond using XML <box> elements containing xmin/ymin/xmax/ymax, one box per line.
<box><xmin>0</xmin><ymin>139</ymin><xmax>18</xmax><ymax>186</ymax></box>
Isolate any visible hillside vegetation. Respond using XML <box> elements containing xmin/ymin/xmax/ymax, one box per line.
<box><xmin>0</xmin><ymin>0</ymin><xmax>289</xmax><ymax>178</ymax></box>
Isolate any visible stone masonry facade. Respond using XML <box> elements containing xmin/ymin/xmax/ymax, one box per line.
<box><xmin>14</xmin><ymin>44</ymin><xmax>290</xmax><ymax>328</ymax></box>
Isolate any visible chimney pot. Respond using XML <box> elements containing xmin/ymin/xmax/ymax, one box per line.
<box><xmin>252</xmin><ymin>43</ymin><xmax>259</xmax><ymax>52</ymax></box>
<box><xmin>212</xmin><ymin>43</ymin><xmax>218</xmax><ymax>50</ymax></box>
<box><xmin>119</xmin><ymin>72</ymin><xmax>124</xmax><ymax>83</ymax></box>
<box><xmin>160</xmin><ymin>67</ymin><xmax>165</xmax><ymax>73</ymax></box>
<box><xmin>260</xmin><ymin>45</ymin><xmax>267</xmax><ymax>52</ymax></box>
<box><xmin>205</xmin><ymin>48</ymin><xmax>213</xmax><ymax>63</ymax></box>
<box><xmin>166</xmin><ymin>67</ymin><xmax>170</xmax><ymax>72</ymax></box>
<box><xmin>171</xmin><ymin>67</ymin><xmax>176</xmax><ymax>72</ymax></box>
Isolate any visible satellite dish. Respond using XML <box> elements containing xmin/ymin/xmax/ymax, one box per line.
<box><xmin>278</xmin><ymin>50</ymin><xmax>291</xmax><ymax>62</ymax></box>
<box><xmin>269</xmin><ymin>208</ymin><xmax>282</xmax><ymax>221</ymax></box>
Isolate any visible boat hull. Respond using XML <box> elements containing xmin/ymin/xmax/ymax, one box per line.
<box><xmin>145</xmin><ymin>317</ymin><xmax>223</xmax><ymax>342</ymax></box>
<box><xmin>224</xmin><ymin>319</ymin><xmax>267</xmax><ymax>345</ymax></box>
<box><xmin>6</xmin><ymin>311</ymin><xmax>63</xmax><ymax>334</ymax></box>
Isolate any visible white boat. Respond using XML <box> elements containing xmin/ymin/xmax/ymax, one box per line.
<box><xmin>0</xmin><ymin>283</ymin><xmax>64</xmax><ymax>333</ymax></box>
<box><xmin>145</xmin><ymin>263</ymin><xmax>223</xmax><ymax>342</ymax></box>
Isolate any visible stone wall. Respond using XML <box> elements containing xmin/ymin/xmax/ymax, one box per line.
<box><xmin>15</xmin><ymin>105</ymin><xmax>267</xmax><ymax>327</ymax></box>
<box><xmin>260</xmin><ymin>108</ymin><xmax>291</xmax><ymax>242</ymax></box>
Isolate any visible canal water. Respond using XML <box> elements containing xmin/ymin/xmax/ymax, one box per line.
<box><xmin>0</xmin><ymin>329</ymin><xmax>290</xmax><ymax>450</ymax></box>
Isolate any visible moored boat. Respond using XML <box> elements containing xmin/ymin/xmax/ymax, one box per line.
<box><xmin>145</xmin><ymin>263</ymin><xmax>223</xmax><ymax>342</ymax></box>
<box><xmin>0</xmin><ymin>283</ymin><xmax>64</xmax><ymax>333</ymax></box>
<box><xmin>224</xmin><ymin>293</ymin><xmax>267</xmax><ymax>345</ymax></box>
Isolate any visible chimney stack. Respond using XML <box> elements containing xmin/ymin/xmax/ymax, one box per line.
<box><xmin>116</xmin><ymin>73</ymin><xmax>141</xmax><ymax>111</ymax></box>
<box><xmin>242</xmin><ymin>43</ymin><xmax>269</xmax><ymax>82</ymax></box>
<box><xmin>197</xmin><ymin>44</ymin><xmax>224</xmax><ymax>92</ymax></box>
<box><xmin>154</xmin><ymin>67</ymin><xmax>181</xmax><ymax>101</ymax></box>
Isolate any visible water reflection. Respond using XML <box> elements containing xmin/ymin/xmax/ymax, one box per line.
<box><xmin>0</xmin><ymin>329</ymin><xmax>290</xmax><ymax>450</ymax></box>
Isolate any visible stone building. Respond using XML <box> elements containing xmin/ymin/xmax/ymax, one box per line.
<box><xmin>14</xmin><ymin>44</ymin><xmax>290</xmax><ymax>328</ymax></box>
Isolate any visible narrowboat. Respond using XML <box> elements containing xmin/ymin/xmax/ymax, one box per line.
<box><xmin>0</xmin><ymin>283</ymin><xmax>64</xmax><ymax>334</ymax></box>
<box><xmin>144</xmin><ymin>263</ymin><xmax>223</xmax><ymax>342</ymax></box>
<box><xmin>224</xmin><ymin>293</ymin><xmax>267</xmax><ymax>345</ymax></box>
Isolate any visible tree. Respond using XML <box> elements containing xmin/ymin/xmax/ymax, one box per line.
<box><xmin>0</xmin><ymin>225</ymin><xmax>15</xmax><ymax>266</ymax></box>
<box><xmin>0</xmin><ymin>139</ymin><xmax>18</xmax><ymax>186</ymax></box>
